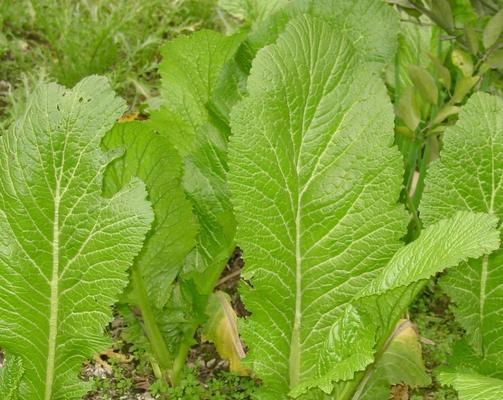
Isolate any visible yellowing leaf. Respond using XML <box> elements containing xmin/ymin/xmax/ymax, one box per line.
<box><xmin>408</xmin><ymin>65</ymin><xmax>438</xmax><ymax>104</ymax></box>
<box><xmin>381</xmin><ymin>320</ymin><xmax>431</xmax><ymax>387</ymax></box>
<box><xmin>452</xmin><ymin>49</ymin><xmax>474</xmax><ymax>77</ymax></box>
<box><xmin>361</xmin><ymin>319</ymin><xmax>430</xmax><ymax>399</ymax></box>
<box><xmin>203</xmin><ymin>291</ymin><xmax>248</xmax><ymax>375</ymax></box>
<box><xmin>119</xmin><ymin>112</ymin><xmax>140</xmax><ymax>122</ymax></box>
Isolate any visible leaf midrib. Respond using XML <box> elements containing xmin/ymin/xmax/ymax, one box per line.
<box><xmin>45</xmin><ymin>180</ymin><xmax>60</xmax><ymax>400</ymax></box>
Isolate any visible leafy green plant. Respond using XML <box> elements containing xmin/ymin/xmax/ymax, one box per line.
<box><xmin>102</xmin><ymin>120</ymin><xmax>198</xmax><ymax>384</ymax></box>
<box><xmin>420</xmin><ymin>93</ymin><xmax>503</xmax><ymax>399</ymax></box>
<box><xmin>388</xmin><ymin>0</ymin><xmax>503</xmax><ymax>238</ymax></box>
<box><xmin>0</xmin><ymin>1</ymin><xmax>502</xmax><ymax>399</ymax></box>
<box><xmin>108</xmin><ymin>28</ymin><xmax>248</xmax><ymax>386</ymax></box>
<box><xmin>227</xmin><ymin>11</ymin><xmax>499</xmax><ymax>400</ymax></box>
<box><xmin>150</xmin><ymin>367</ymin><xmax>257</xmax><ymax>399</ymax></box>
<box><xmin>0</xmin><ymin>76</ymin><xmax>152</xmax><ymax>398</ymax></box>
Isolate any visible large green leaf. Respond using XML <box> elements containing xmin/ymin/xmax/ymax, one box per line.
<box><xmin>228</xmin><ymin>14</ymin><xmax>400</xmax><ymax>398</ymax></box>
<box><xmin>228</xmin><ymin>15</ymin><xmax>499</xmax><ymax>399</ymax></box>
<box><xmin>361</xmin><ymin>211</ymin><xmax>499</xmax><ymax>297</ymax></box>
<box><xmin>103</xmin><ymin>121</ymin><xmax>197</xmax><ymax>308</ymax></box>
<box><xmin>420</xmin><ymin>93</ymin><xmax>503</xmax><ymax>369</ymax></box>
<box><xmin>102</xmin><ymin>120</ymin><xmax>198</xmax><ymax>374</ymax></box>
<box><xmin>0</xmin><ymin>77</ymin><xmax>152</xmax><ymax>399</ymax></box>
<box><xmin>438</xmin><ymin>372</ymin><xmax>503</xmax><ymax>400</ymax></box>
<box><xmin>157</xmin><ymin>29</ymin><xmax>242</xmax><ymax>284</ymax></box>
<box><xmin>212</xmin><ymin>0</ymin><xmax>400</xmax><ymax>125</ymax></box>
<box><xmin>229</xmin><ymin>16</ymin><xmax>407</xmax><ymax>397</ymax></box>
<box><xmin>158</xmin><ymin>29</ymin><xmax>243</xmax><ymax>157</ymax></box>
<box><xmin>247</xmin><ymin>0</ymin><xmax>400</xmax><ymax>66</ymax></box>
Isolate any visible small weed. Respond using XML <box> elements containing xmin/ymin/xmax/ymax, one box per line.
<box><xmin>410</xmin><ymin>279</ymin><xmax>463</xmax><ymax>399</ymax></box>
<box><xmin>149</xmin><ymin>367</ymin><xmax>257</xmax><ymax>400</ymax></box>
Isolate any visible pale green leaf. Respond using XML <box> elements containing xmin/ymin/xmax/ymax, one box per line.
<box><xmin>432</xmin><ymin>105</ymin><xmax>460</xmax><ymax>125</ymax></box>
<box><xmin>155</xmin><ymin>30</ymin><xmax>241</xmax><ymax>180</ymax></box>
<box><xmin>407</xmin><ymin>64</ymin><xmax>438</xmax><ymax>104</ymax></box>
<box><xmin>452</xmin><ymin>49</ymin><xmax>474</xmax><ymax>77</ymax></box>
<box><xmin>465</xmin><ymin>25</ymin><xmax>480</xmax><ymax>55</ymax></box>
<box><xmin>397</xmin><ymin>86</ymin><xmax>421</xmax><ymax>131</ymax></box>
<box><xmin>0</xmin><ymin>77</ymin><xmax>153</xmax><ymax>399</ymax></box>
<box><xmin>430</xmin><ymin>0</ymin><xmax>454</xmax><ymax>31</ymax></box>
<box><xmin>487</xmin><ymin>48</ymin><xmax>503</xmax><ymax>69</ymax></box>
<box><xmin>159</xmin><ymin>30</ymin><xmax>243</xmax><ymax>156</ymax></box>
<box><xmin>452</xmin><ymin>75</ymin><xmax>480</xmax><ymax>104</ymax></box>
<box><xmin>483</xmin><ymin>8</ymin><xmax>503</xmax><ymax>49</ymax></box>
<box><xmin>421</xmin><ymin>93</ymin><xmax>503</xmax><ymax>368</ymax></box>
<box><xmin>439</xmin><ymin>372</ymin><xmax>503</xmax><ymax>400</ymax></box>
<box><xmin>249</xmin><ymin>0</ymin><xmax>400</xmax><ymax>67</ymax></box>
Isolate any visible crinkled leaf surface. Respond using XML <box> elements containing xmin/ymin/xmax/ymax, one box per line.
<box><xmin>0</xmin><ymin>355</ymin><xmax>24</xmax><ymax>399</ymax></box>
<box><xmin>438</xmin><ymin>372</ymin><xmax>503</xmax><ymax>400</ymax></box>
<box><xmin>229</xmin><ymin>15</ymin><xmax>408</xmax><ymax>398</ymax></box>
<box><xmin>361</xmin><ymin>211</ymin><xmax>499</xmax><ymax>297</ymax></box>
<box><xmin>247</xmin><ymin>0</ymin><xmax>399</xmax><ymax>66</ymax></box>
<box><xmin>212</xmin><ymin>0</ymin><xmax>400</xmax><ymax>126</ymax></box>
<box><xmin>102</xmin><ymin>121</ymin><xmax>197</xmax><ymax>308</ymax></box>
<box><xmin>157</xmin><ymin>30</ymin><xmax>242</xmax><ymax>290</ymax></box>
<box><xmin>420</xmin><ymin>93</ymin><xmax>503</xmax><ymax>368</ymax></box>
<box><xmin>228</xmin><ymin>15</ymin><xmax>500</xmax><ymax>399</ymax></box>
<box><xmin>0</xmin><ymin>77</ymin><xmax>153</xmax><ymax>399</ymax></box>
<box><xmin>158</xmin><ymin>29</ymin><xmax>243</xmax><ymax>157</ymax></box>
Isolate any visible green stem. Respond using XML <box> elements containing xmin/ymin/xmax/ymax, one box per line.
<box><xmin>170</xmin><ymin>338</ymin><xmax>193</xmax><ymax>386</ymax></box>
<box><xmin>131</xmin><ymin>267</ymin><xmax>172</xmax><ymax>376</ymax></box>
